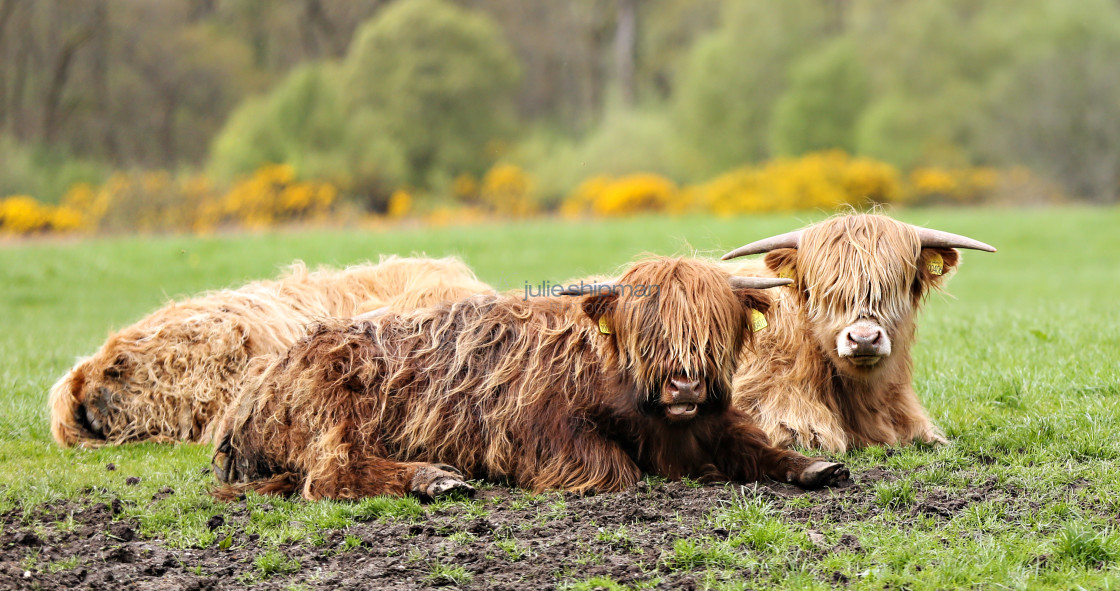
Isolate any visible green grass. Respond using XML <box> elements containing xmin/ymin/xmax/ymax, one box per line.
<box><xmin>3</xmin><ymin>206</ymin><xmax>1120</xmax><ymax>588</ymax></box>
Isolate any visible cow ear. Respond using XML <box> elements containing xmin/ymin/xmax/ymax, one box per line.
<box><xmin>733</xmin><ymin>288</ymin><xmax>771</xmax><ymax>317</ymax></box>
<box><xmin>915</xmin><ymin>247</ymin><xmax>960</xmax><ymax>296</ymax></box>
<box><xmin>581</xmin><ymin>292</ymin><xmax>618</xmax><ymax>329</ymax></box>
<box><xmin>763</xmin><ymin>249</ymin><xmax>797</xmax><ymax>276</ymax></box>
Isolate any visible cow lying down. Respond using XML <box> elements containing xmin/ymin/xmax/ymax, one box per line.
<box><xmin>722</xmin><ymin>213</ymin><xmax>996</xmax><ymax>452</ymax></box>
<box><xmin>49</xmin><ymin>256</ymin><xmax>494</xmax><ymax>447</ymax></box>
<box><xmin>212</xmin><ymin>257</ymin><xmax>851</xmax><ymax>500</ymax></box>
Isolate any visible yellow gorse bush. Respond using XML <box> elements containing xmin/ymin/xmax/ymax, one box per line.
<box><xmin>0</xmin><ymin>195</ymin><xmax>85</xmax><ymax>234</ymax></box>
<box><xmin>685</xmin><ymin>151</ymin><xmax>902</xmax><ymax>216</ymax></box>
<box><xmin>0</xmin><ymin>152</ymin><xmax>1067</xmax><ymax>236</ymax></box>
<box><xmin>213</xmin><ymin>164</ymin><xmax>335</xmax><ymax>230</ymax></box>
<box><xmin>906</xmin><ymin>166</ymin><xmax>1001</xmax><ymax>205</ymax></box>
<box><xmin>480</xmin><ymin>163</ymin><xmax>536</xmax><ymax>216</ymax></box>
<box><xmin>562</xmin><ymin>173</ymin><xmax>678</xmax><ymax>217</ymax></box>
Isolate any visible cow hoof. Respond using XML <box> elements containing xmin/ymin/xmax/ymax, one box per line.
<box><xmin>798</xmin><ymin>461</ymin><xmax>850</xmax><ymax>489</ymax></box>
<box><xmin>411</xmin><ymin>464</ymin><xmax>475</xmax><ymax>500</ymax></box>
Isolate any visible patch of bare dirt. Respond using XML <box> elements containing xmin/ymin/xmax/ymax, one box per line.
<box><xmin>0</xmin><ymin>471</ymin><xmax>1017</xmax><ymax>590</ymax></box>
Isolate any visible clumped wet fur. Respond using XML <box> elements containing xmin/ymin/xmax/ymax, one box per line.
<box><xmin>727</xmin><ymin>214</ymin><xmax>966</xmax><ymax>452</ymax></box>
<box><xmin>49</xmin><ymin>256</ymin><xmax>495</xmax><ymax>447</ymax></box>
<box><xmin>213</xmin><ymin>257</ymin><xmax>849</xmax><ymax>500</ymax></box>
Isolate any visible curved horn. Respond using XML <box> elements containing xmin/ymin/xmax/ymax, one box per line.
<box><xmin>915</xmin><ymin>227</ymin><xmax>997</xmax><ymax>252</ymax></box>
<box><xmin>557</xmin><ymin>281</ymin><xmax>617</xmax><ymax>296</ymax></box>
<box><xmin>728</xmin><ymin>276</ymin><xmax>793</xmax><ymax>290</ymax></box>
<box><xmin>721</xmin><ymin>230</ymin><xmax>803</xmax><ymax>260</ymax></box>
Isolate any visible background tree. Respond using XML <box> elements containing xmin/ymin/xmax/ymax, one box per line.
<box><xmin>342</xmin><ymin>0</ymin><xmax>521</xmax><ymax>188</ymax></box>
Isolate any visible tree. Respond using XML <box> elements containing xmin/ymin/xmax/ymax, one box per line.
<box><xmin>770</xmin><ymin>39</ymin><xmax>870</xmax><ymax>156</ymax></box>
<box><xmin>673</xmin><ymin>0</ymin><xmax>831</xmax><ymax>177</ymax></box>
<box><xmin>342</xmin><ymin>0</ymin><xmax>521</xmax><ymax>187</ymax></box>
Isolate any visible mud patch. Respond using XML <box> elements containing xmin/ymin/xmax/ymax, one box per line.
<box><xmin>0</xmin><ymin>471</ymin><xmax>1025</xmax><ymax>590</ymax></box>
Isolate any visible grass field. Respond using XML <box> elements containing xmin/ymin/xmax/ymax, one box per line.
<box><xmin>2</xmin><ymin>206</ymin><xmax>1120</xmax><ymax>589</ymax></box>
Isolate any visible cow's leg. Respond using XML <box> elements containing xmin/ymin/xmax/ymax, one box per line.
<box><xmin>892</xmin><ymin>385</ymin><xmax>948</xmax><ymax>446</ymax></box>
<box><xmin>736</xmin><ymin>377</ymin><xmax>849</xmax><ymax>453</ymax></box>
<box><xmin>520</xmin><ymin>427</ymin><xmax>642</xmax><ymax>494</ymax></box>
<box><xmin>300</xmin><ymin>422</ymin><xmax>474</xmax><ymax>500</ymax></box>
<box><xmin>715</xmin><ymin>410</ymin><xmax>850</xmax><ymax>489</ymax></box>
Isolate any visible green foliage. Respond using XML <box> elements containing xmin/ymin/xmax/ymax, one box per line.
<box><xmin>979</xmin><ymin>38</ymin><xmax>1120</xmax><ymax>202</ymax></box>
<box><xmin>673</xmin><ymin>0</ymin><xmax>832</xmax><ymax>176</ymax></box>
<box><xmin>770</xmin><ymin>39</ymin><xmax>870</xmax><ymax>156</ymax></box>
<box><xmin>208</xmin><ymin>65</ymin><xmax>354</xmax><ymax>183</ymax></box>
<box><xmin>0</xmin><ymin>136</ymin><xmax>109</xmax><ymax>203</ymax></box>
<box><xmin>516</xmin><ymin>106</ymin><xmax>685</xmax><ymax>205</ymax></box>
<box><xmin>342</xmin><ymin>0</ymin><xmax>521</xmax><ymax>188</ymax></box>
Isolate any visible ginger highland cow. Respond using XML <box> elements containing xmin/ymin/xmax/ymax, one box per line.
<box><xmin>721</xmin><ymin>214</ymin><xmax>996</xmax><ymax>452</ymax></box>
<box><xmin>49</xmin><ymin>256</ymin><xmax>494</xmax><ymax>447</ymax></box>
<box><xmin>212</xmin><ymin>257</ymin><xmax>850</xmax><ymax>500</ymax></box>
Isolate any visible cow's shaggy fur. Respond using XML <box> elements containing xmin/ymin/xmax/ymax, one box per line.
<box><xmin>723</xmin><ymin>214</ymin><xmax>987</xmax><ymax>452</ymax></box>
<box><xmin>212</xmin><ymin>257</ymin><xmax>849</xmax><ymax>500</ymax></box>
<box><xmin>49</xmin><ymin>256</ymin><xmax>494</xmax><ymax>447</ymax></box>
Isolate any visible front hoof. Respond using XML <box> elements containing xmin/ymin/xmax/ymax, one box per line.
<box><xmin>411</xmin><ymin>464</ymin><xmax>475</xmax><ymax>500</ymax></box>
<box><xmin>798</xmin><ymin>461</ymin><xmax>850</xmax><ymax>489</ymax></box>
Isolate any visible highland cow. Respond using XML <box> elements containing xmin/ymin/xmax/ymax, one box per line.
<box><xmin>49</xmin><ymin>256</ymin><xmax>495</xmax><ymax>447</ymax></box>
<box><xmin>212</xmin><ymin>257</ymin><xmax>850</xmax><ymax>500</ymax></box>
<box><xmin>721</xmin><ymin>214</ymin><xmax>996</xmax><ymax>452</ymax></box>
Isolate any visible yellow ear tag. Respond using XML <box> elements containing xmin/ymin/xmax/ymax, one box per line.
<box><xmin>926</xmin><ymin>252</ymin><xmax>944</xmax><ymax>276</ymax></box>
<box><xmin>749</xmin><ymin>309</ymin><xmax>768</xmax><ymax>333</ymax></box>
<box><xmin>598</xmin><ymin>316</ymin><xmax>612</xmax><ymax>335</ymax></box>
<box><xmin>777</xmin><ymin>267</ymin><xmax>795</xmax><ymax>286</ymax></box>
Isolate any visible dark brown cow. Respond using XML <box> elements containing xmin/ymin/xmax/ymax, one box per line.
<box><xmin>212</xmin><ymin>257</ymin><xmax>850</xmax><ymax>499</ymax></box>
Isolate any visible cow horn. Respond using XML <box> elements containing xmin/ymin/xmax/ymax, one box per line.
<box><xmin>721</xmin><ymin>230</ymin><xmax>802</xmax><ymax>260</ymax></box>
<box><xmin>557</xmin><ymin>282</ymin><xmax>617</xmax><ymax>296</ymax></box>
<box><xmin>915</xmin><ymin>227</ymin><xmax>997</xmax><ymax>252</ymax></box>
<box><xmin>728</xmin><ymin>276</ymin><xmax>793</xmax><ymax>290</ymax></box>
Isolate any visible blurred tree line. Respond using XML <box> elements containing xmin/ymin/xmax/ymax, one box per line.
<box><xmin>2</xmin><ymin>0</ymin><xmax>1120</xmax><ymax>207</ymax></box>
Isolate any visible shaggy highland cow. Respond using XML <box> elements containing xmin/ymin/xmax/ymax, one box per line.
<box><xmin>721</xmin><ymin>214</ymin><xmax>996</xmax><ymax>452</ymax></box>
<box><xmin>49</xmin><ymin>256</ymin><xmax>494</xmax><ymax>447</ymax></box>
<box><xmin>212</xmin><ymin>257</ymin><xmax>850</xmax><ymax>500</ymax></box>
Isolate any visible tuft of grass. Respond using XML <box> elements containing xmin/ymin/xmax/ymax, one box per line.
<box><xmin>424</xmin><ymin>561</ymin><xmax>474</xmax><ymax>586</ymax></box>
<box><xmin>253</xmin><ymin>549</ymin><xmax>301</xmax><ymax>578</ymax></box>
<box><xmin>662</xmin><ymin>537</ymin><xmax>748</xmax><ymax>571</ymax></box>
<box><xmin>560</xmin><ymin>576</ymin><xmax>629</xmax><ymax>591</ymax></box>
<box><xmin>1054</xmin><ymin>523</ymin><xmax>1119</xmax><ymax>567</ymax></box>
<box><xmin>495</xmin><ymin>537</ymin><xmax>531</xmax><ymax>561</ymax></box>
<box><xmin>874</xmin><ymin>479</ymin><xmax>917</xmax><ymax>509</ymax></box>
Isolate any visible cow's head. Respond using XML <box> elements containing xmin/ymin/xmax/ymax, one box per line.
<box><xmin>722</xmin><ymin>214</ymin><xmax>995</xmax><ymax>377</ymax></box>
<box><xmin>49</xmin><ymin>348</ymin><xmax>136</xmax><ymax>446</ymax></box>
<box><xmin>564</xmin><ymin>257</ymin><xmax>790</xmax><ymax>421</ymax></box>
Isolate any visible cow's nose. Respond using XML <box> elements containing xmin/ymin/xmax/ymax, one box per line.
<box><xmin>847</xmin><ymin>328</ymin><xmax>881</xmax><ymax>346</ymax></box>
<box><xmin>668</xmin><ymin>377</ymin><xmax>704</xmax><ymax>402</ymax></box>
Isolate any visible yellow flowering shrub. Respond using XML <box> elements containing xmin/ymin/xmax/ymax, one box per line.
<box><xmin>217</xmin><ymin>164</ymin><xmax>335</xmax><ymax>229</ymax></box>
<box><xmin>690</xmin><ymin>151</ymin><xmax>902</xmax><ymax>216</ymax></box>
<box><xmin>562</xmin><ymin>173</ymin><xmax>678</xmax><ymax>217</ymax></box>
<box><xmin>905</xmin><ymin>166</ymin><xmax>1001</xmax><ymax>205</ymax></box>
<box><xmin>480</xmin><ymin>163</ymin><xmax>536</xmax><ymax>216</ymax></box>
<box><xmin>387</xmin><ymin>189</ymin><xmax>413</xmax><ymax>218</ymax></box>
<box><xmin>0</xmin><ymin>195</ymin><xmax>88</xmax><ymax>235</ymax></box>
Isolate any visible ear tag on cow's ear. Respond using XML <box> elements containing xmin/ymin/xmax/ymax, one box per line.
<box><xmin>777</xmin><ymin>267</ymin><xmax>795</xmax><ymax>286</ymax></box>
<box><xmin>926</xmin><ymin>252</ymin><xmax>944</xmax><ymax>276</ymax></box>
<box><xmin>598</xmin><ymin>316</ymin><xmax>612</xmax><ymax>335</ymax></box>
<box><xmin>749</xmin><ymin>309</ymin><xmax>768</xmax><ymax>333</ymax></box>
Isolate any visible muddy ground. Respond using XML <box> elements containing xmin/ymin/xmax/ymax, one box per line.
<box><xmin>0</xmin><ymin>468</ymin><xmax>1020</xmax><ymax>591</ymax></box>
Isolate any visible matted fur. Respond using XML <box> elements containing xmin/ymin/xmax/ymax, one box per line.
<box><xmin>724</xmin><ymin>214</ymin><xmax>965</xmax><ymax>452</ymax></box>
<box><xmin>49</xmin><ymin>256</ymin><xmax>494</xmax><ymax>447</ymax></box>
<box><xmin>212</xmin><ymin>257</ymin><xmax>848</xmax><ymax>499</ymax></box>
